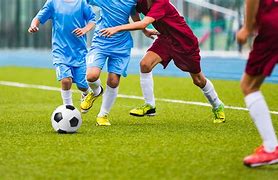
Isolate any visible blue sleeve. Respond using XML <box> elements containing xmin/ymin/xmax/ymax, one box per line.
<box><xmin>35</xmin><ymin>0</ymin><xmax>53</xmax><ymax>24</ymax></box>
<box><xmin>83</xmin><ymin>1</ymin><xmax>96</xmax><ymax>23</ymax></box>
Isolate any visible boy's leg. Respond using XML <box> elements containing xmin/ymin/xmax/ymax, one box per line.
<box><xmin>241</xmin><ymin>73</ymin><xmax>278</xmax><ymax>167</ymax></box>
<box><xmin>86</xmin><ymin>67</ymin><xmax>103</xmax><ymax>96</ymax></box>
<box><xmin>61</xmin><ymin>77</ymin><xmax>73</xmax><ymax>105</ymax></box>
<box><xmin>190</xmin><ymin>72</ymin><xmax>225</xmax><ymax>123</ymax></box>
<box><xmin>55</xmin><ymin>64</ymin><xmax>74</xmax><ymax>105</ymax></box>
<box><xmin>96</xmin><ymin>73</ymin><xmax>120</xmax><ymax>126</ymax></box>
<box><xmin>130</xmin><ymin>51</ymin><xmax>162</xmax><ymax>117</ymax></box>
<box><xmin>96</xmin><ymin>49</ymin><xmax>130</xmax><ymax>125</ymax></box>
<box><xmin>72</xmin><ymin>65</ymin><xmax>91</xmax><ymax>99</ymax></box>
<box><xmin>80</xmin><ymin>50</ymin><xmax>106</xmax><ymax>113</ymax></box>
<box><xmin>80</xmin><ymin>67</ymin><xmax>103</xmax><ymax>113</ymax></box>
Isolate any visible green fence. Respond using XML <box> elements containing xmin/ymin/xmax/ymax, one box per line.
<box><xmin>0</xmin><ymin>0</ymin><xmax>52</xmax><ymax>48</ymax></box>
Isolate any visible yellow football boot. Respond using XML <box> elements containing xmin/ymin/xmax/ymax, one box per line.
<box><xmin>212</xmin><ymin>103</ymin><xmax>225</xmax><ymax>123</ymax></box>
<box><xmin>80</xmin><ymin>86</ymin><xmax>103</xmax><ymax>113</ymax></box>
<box><xmin>96</xmin><ymin>115</ymin><xmax>111</xmax><ymax>126</ymax></box>
<box><xmin>130</xmin><ymin>104</ymin><xmax>156</xmax><ymax>117</ymax></box>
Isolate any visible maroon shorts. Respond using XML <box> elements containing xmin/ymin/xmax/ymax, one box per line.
<box><xmin>246</xmin><ymin>4</ymin><xmax>278</xmax><ymax>77</ymax></box>
<box><xmin>147</xmin><ymin>36</ymin><xmax>201</xmax><ymax>74</ymax></box>
<box><xmin>246</xmin><ymin>35</ymin><xmax>278</xmax><ymax>76</ymax></box>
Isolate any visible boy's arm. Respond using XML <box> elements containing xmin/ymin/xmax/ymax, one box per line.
<box><xmin>28</xmin><ymin>0</ymin><xmax>53</xmax><ymax>34</ymax></box>
<box><xmin>28</xmin><ymin>18</ymin><xmax>40</xmax><ymax>33</ymax></box>
<box><xmin>100</xmin><ymin>16</ymin><xmax>156</xmax><ymax>37</ymax></box>
<box><xmin>73</xmin><ymin>1</ymin><xmax>96</xmax><ymax>37</ymax></box>
<box><xmin>237</xmin><ymin>0</ymin><xmax>260</xmax><ymax>44</ymax></box>
<box><xmin>131</xmin><ymin>13</ymin><xmax>160</xmax><ymax>39</ymax></box>
<box><xmin>72</xmin><ymin>22</ymin><xmax>96</xmax><ymax>37</ymax></box>
<box><xmin>100</xmin><ymin>0</ymin><xmax>165</xmax><ymax>38</ymax></box>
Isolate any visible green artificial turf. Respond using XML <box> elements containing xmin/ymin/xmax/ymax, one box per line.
<box><xmin>0</xmin><ymin>67</ymin><xmax>278</xmax><ymax>179</ymax></box>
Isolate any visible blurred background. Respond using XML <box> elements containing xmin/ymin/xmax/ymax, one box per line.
<box><xmin>0</xmin><ymin>0</ymin><xmax>277</xmax><ymax>82</ymax></box>
<box><xmin>0</xmin><ymin>0</ymin><xmax>244</xmax><ymax>50</ymax></box>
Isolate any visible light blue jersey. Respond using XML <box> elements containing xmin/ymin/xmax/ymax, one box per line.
<box><xmin>86</xmin><ymin>0</ymin><xmax>137</xmax><ymax>77</ymax></box>
<box><xmin>36</xmin><ymin>0</ymin><xmax>95</xmax><ymax>67</ymax></box>
<box><xmin>89</xmin><ymin>0</ymin><xmax>137</xmax><ymax>51</ymax></box>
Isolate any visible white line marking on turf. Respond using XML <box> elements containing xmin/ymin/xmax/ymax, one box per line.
<box><xmin>1</xmin><ymin>81</ymin><xmax>278</xmax><ymax>115</ymax></box>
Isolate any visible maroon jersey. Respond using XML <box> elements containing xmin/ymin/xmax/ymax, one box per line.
<box><xmin>256</xmin><ymin>0</ymin><xmax>278</xmax><ymax>40</ymax></box>
<box><xmin>136</xmin><ymin>0</ymin><xmax>199</xmax><ymax>53</ymax></box>
<box><xmin>246</xmin><ymin>0</ymin><xmax>278</xmax><ymax>76</ymax></box>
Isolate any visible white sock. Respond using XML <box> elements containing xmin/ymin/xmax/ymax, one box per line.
<box><xmin>201</xmin><ymin>79</ymin><xmax>222</xmax><ymax>109</ymax></box>
<box><xmin>245</xmin><ymin>91</ymin><xmax>278</xmax><ymax>152</ymax></box>
<box><xmin>140</xmin><ymin>72</ymin><xmax>155</xmax><ymax>107</ymax></box>
<box><xmin>98</xmin><ymin>85</ymin><xmax>119</xmax><ymax>117</ymax></box>
<box><xmin>61</xmin><ymin>89</ymin><xmax>73</xmax><ymax>105</ymax></box>
<box><xmin>88</xmin><ymin>79</ymin><xmax>102</xmax><ymax>96</ymax></box>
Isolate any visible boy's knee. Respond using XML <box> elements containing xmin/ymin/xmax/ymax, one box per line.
<box><xmin>140</xmin><ymin>61</ymin><xmax>152</xmax><ymax>73</ymax></box>
<box><xmin>240</xmin><ymin>73</ymin><xmax>264</xmax><ymax>96</ymax></box>
<box><xmin>61</xmin><ymin>77</ymin><xmax>72</xmax><ymax>90</ymax></box>
<box><xmin>86</xmin><ymin>73</ymin><xmax>99</xmax><ymax>83</ymax></box>
<box><xmin>240</xmin><ymin>80</ymin><xmax>253</xmax><ymax>96</ymax></box>
<box><xmin>107</xmin><ymin>73</ymin><xmax>120</xmax><ymax>88</ymax></box>
<box><xmin>192</xmin><ymin>75</ymin><xmax>206</xmax><ymax>88</ymax></box>
<box><xmin>107</xmin><ymin>79</ymin><xmax>119</xmax><ymax>88</ymax></box>
<box><xmin>61</xmin><ymin>77</ymin><xmax>72</xmax><ymax>85</ymax></box>
<box><xmin>240</xmin><ymin>80</ymin><xmax>261</xmax><ymax>96</ymax></box>
<box><xmin>86</xmin><ymin>67</ymin><xmax>101</xmax><ymax>82</ymax></box>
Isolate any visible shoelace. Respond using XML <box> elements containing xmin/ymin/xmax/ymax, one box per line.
<box><xmin>255</xmin><ymin>146</ymin><xmax>264</xmax><ymax>153</ymax></box>
<box><xmin>138</xmin><ymin>104</ymin><xmax>149</xmax><ymax>110</ymax></box>
<box><xmin>213</xmin><ymin>107</ymin><xmax>223</xmax><ymax>118</ymax></box>
<box><xmin>85</xmin><ymin>92</ymin><xmax>93</xmax><ymax>102</ymax></box>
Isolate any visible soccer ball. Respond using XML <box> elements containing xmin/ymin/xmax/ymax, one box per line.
<box><xmin>51</xmin><ymin>105</ymin><xmax>82</xmax><ymax>133</ymax></box>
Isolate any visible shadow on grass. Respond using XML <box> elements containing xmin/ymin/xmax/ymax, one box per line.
<box><xmin>44</xmin><ymin>130</ymin><xmax>84</xmax><ymax>135</ymax></box>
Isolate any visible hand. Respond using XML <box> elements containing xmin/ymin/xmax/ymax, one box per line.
<box><xmin>236</xmin><ymin>27</ymin><xmax>251</xmax><ymax>45</ymax></box>
<box><xmin>100</xmin><ymin>27</ymin><xmax>120</xmax><ymax>37</ymax></box>
<box><xmin>28</xmin><ymin>26</ymin><xmax>39</xmax><ymax>33</ymax></box>
<box><xmin>72</xmin><ymin>28</ymin><xmax>87</xmax><ymax>37</ymax></box>
<box><xmin>142</xmin><ymin>28</ymin><xmax>160</xmax><ymax>39</ymax></box>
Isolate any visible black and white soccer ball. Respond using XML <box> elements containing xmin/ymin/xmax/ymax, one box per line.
<box><xmin>51</xmin><ymin>105</ymin><xmax>82</xmax><ymax>133</ymax></box>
